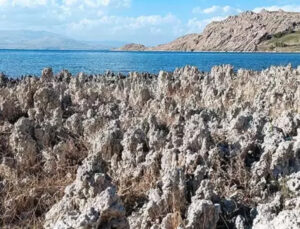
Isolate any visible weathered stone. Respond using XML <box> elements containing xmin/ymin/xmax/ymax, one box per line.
<box><xmin>186</xmin><ymin>199</ymin><xmax>220</xmax><ymax>229</ymax></box>
<box><xmin>0</xmin><ymin>65</ymin><xmax>299</xmax><ymax>228</ymax></box>
<box><xmin>41</xmin><ymin>68</ymin><xmax>54</xmax><ymax>81</ymax></box>
<box><xmin>44</xmin><ymin>154</ymin><xmax>128</xmax><ymax>229</ymax></box>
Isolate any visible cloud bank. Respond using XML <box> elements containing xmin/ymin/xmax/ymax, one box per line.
<box><xmin>0</xmin><ymin>1</ymin><xmax>300</xmax><ymax>45</ymax></box>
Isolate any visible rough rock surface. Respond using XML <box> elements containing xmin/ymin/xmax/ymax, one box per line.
<box><xmin>0</xmin><ymin>65</ymin><xmax>299</xmax><ymax>229</ymax></box>
<box><xmin>44</xmin><ymin>154</ymin><xmax>129</xmax><ymax>229</ymax></box>
<box><xmin>119</xmin><ymin>10</ymin><xmax>300</xmax><ymax>52</ymax></box>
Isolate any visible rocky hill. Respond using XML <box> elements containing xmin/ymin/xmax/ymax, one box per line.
<box><xmin>0</xmin><ymin>65</ymin><xmax>299</xmax><ymax>228</ymax></box>
<box><xmin>119</xmin><ymin>10</ymin><xmax>300</xmax><ymax>52</ymax></box>
<box><xmin>116</xmin><ymin>43</ymin><xmax>147</xmax><ymax>51</ymax></box>
<box><xmin>149</xmin><ymin>34</ymin><xmax>202</xmax><ymax>52</ymax></box>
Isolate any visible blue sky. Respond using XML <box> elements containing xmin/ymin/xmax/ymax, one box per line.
<box><xmin>0</xmin><ymin>0</ymin><xmax>300</xmax><ymax>45</ymax></box>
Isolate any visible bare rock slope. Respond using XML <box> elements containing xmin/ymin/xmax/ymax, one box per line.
<box><xmin>0</xmin><ymin>65</ymin><xmax>300</xmax><ymax>228</ymax></box>
<box><xmin>120</xmin><ymin>10</ymin><xmax>300</xmax><ymax>52</ymax></box>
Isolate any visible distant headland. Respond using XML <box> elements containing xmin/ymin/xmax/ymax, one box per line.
<box><xmin>117</xmin><ymin>10</ymin><xmax>300</xmax><ymax>52</ymax></box>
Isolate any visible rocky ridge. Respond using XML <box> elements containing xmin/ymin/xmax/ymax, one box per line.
<box><xmin>118</xmin><ymin>10</ymin><xmax>300</xmax><ymax>52</ymax></box>
<box><xmin>0</xmin><ymin>65</ymin><xmax>299</xmax><ymax>228</ymax></box>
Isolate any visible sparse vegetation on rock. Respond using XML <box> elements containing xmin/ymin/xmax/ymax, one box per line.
<box><xmin>0</xmin><ymin>65</ymin><xmax>299</xmax><ymax>228</ymax></box>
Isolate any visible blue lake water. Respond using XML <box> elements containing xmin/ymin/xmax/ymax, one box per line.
<box><xmin>1</xmin><ymin>49</ymin><xmax>300</xmax><ymax>77</ymax></box>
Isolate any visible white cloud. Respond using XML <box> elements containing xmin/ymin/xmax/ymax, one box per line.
<box><xmin>64</xmin><ymin>0</ymin><xmax>77</xmax><ymax>6</ymax></box>
<box><xmin>253</xmin><ymin>5</ymin><xmax>300</xmax><ymax>13</ymax></box>
<box><xmin>79</xmin><ymin>0</ymin><xmax>131</xmax><ymax>8</ymax></box>
<box><xmin>69</xmin><ymin>14</ymin><xmax>180</xmax><ymax>32</ymax></box>
<box><xmin>187</xmin><ymin>18</ymin><xmax>205</xmax><ymax>32</ymax></box>
<box><xmin>203</xmin><ymin>6</ymin><xmax>219</xmax><ymax>14</ymax></box>
<box><xmin>187</xmin><ymin>16</ymin><xmax>226</xmax><ymax>33</ymax></box>
<box><xmin>193</xmin><ymin>5</ymin><xmax>241</xmax><ymax>15</ymax></box>
<box><xmin>0</xmin><ymin>0</ymin><xmax>7</xmax><ymax>5</ymax></box>
<box><xmin>65</xmin><ymin>13</ymin><xmax>183</xmax><ymax>45</ymax></box>
<box><xmin>0</xmin><ymin>0</ymin><xmax>131</xmax><ymax>8</ymax></box>
<box><xmin>0</xmin><ymin>1</ymin><xmax>242</xmax><ymax>45</ymax></box>
<box><xmin>0</xmin><ymin>0</ymin><xmax>48</xmax><ymax>7</ymax></box>
<box><xmin>189</xmin><ymin>5</ymin><xmax>236</xmax><ymax>34</ymax></box>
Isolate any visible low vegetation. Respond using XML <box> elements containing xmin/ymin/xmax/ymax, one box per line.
<box><xmin>259</xmin><ymin>31</ymin><xmax>300</xmax><ymax>52</ymax></box>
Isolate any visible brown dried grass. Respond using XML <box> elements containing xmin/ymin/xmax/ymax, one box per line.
<box><xmin>210</xmin><ymin>152</ymin><xmax>253</xmax><ymax>206</ymax></box>
<box><xmin>0</xmin><ymin>137</ymin><xmax>88</xmax><ymax>229</ymax></box>
<box><xmin>117</xmin><ymin>165</ymin><xmax>159</xmax><ymax>216</ymax></box>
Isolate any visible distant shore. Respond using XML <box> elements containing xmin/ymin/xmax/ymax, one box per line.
<box><xmin>0</xmin><ymin>48</ymin><xmax>300</xmax><ymax>54</ymax></box>
<box><xmin>112</xmin><ymin>49</ymin><xmax>300</xmax><ymax>53</ymax></box>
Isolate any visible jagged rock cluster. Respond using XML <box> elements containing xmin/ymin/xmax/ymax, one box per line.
<box><xmin>0</xmin><ymin>65</ymin><xmax>299</xmax><ymax>228</ymax></box>
<box><xmin>119</xmin><ymin>10</ymin><xmax>300</xmax><ymax>52</ymax></box>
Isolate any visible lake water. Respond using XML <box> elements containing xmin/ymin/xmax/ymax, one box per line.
<box><xmin>1</xmin><ymin>49</ymin><xmax>300</xmax><ymax>77</ymax></box>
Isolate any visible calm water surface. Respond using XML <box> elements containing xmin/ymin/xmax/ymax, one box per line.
<box><xmin>1</xmin><ymin>49</ymin><xmax>300</xmax><ymax>77</ymax></box>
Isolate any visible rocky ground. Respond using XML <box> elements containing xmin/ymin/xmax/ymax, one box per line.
<box><xmin>0</xmin><ymin>65</ymin><xmax>299</xmax><ymax>229</ymax></box>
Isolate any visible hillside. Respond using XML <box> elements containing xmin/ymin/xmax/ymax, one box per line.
<box><xmin>258</xmin><ymin>30</ymin><xmax>300</xmax><ymax>52</ymax></box>
<box><xmin>116</xmin><ymin>43</ymin><xmax>146</xmax><ymax>51</ymax></box>
<box><xmin>119</xmin><ymin>10</ymin><xmax>300</xmax><ymax>52</ymax></box>
<box><xmin>149</xmin><ymin>34</ymin><xmax>202</xmax><ymax>51</ymax></box>
<box><xmin>0</xmin><ymin>30</ymin><xmax>125</xmax><ymax>50</ymax></box>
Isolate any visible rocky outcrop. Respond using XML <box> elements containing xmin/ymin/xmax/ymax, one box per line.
<box><xmin>150</xmin><ymin>34</ymin><xmax>202</xmax><ymax>52</ymax></box>
<box><xmin>120</xmin><ymin>10</ymin><xmax>300</xmax><ymax>52</ymax></box>
<box><xmin>44</xmin><ymin>154</ymin><xmax>128</xmax><ymax>229</ymax></box>
<box><xmin>0</xmin><ymin>65</ymin><xmax>299</xmax><ymax>228</ymax></box>
<box><xmin>117</xmin><ymin>43</ymin><xmax>147</xmax><ymax>51</ymax></box>
<box><xmin>253</xmin><ymin>192</ymin><xmax>300</xmax><ymax>229</ymax></box>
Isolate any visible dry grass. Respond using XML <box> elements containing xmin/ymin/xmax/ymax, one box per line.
<box><xmin>210</xmin><ymin>152</ymin><xmax>253</xmax><ymax>206</ymax></box>
<box><xmin>117</xmin><ymin>165</ymin><xmax>159</xmax><ymax>216</ymax></box>
<box><xmin>0</xmin><ymin>137</ymin><xmax>88</xmax><ymax>229</ymax></box>
<box><xmin>0</xmin><ymin>168</ymin><xmax>75</xmax><ymax>228</ymax></box>
<box><xmin>210</xmin><ymin>152</ymin><xmax>256</xmax><ymax>229</ymax></box>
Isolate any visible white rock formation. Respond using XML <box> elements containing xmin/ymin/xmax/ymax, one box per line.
<box><xmin>44</xmin><ymin>154</ymin><xmax>128</xmax><ymax>229</ymax></box>
<box><xmin>0</xmin><ymin>65</ymin><xmax>299</xmax><ymax>228</ymax></box>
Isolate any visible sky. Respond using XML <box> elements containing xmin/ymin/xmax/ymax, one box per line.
<box><xmin>0</xmin><ymin>0</ymin><xmax>300</xmax><ymax>45</ymax></box>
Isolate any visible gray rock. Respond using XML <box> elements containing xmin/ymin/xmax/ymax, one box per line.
<box><xmin>41</xmin><ymin>68</ymin><xmax>54</xmax><ymax>82</ymax></box>
<box><xmin>253</xmin><ymin>194</ymin><xmax>300</xmax><ymax>229</ymax></box>
<box><xmin>44</xmin><ymin>154</ymin><xmax>128</xmax><ymax>229</ymax></box>
<box><xmin>186</xmin><ymin>199</ymin><xmax>220</xmax><ymax>229</ymax></box>
<box><xmin>0</xmin><ymin>64</ymin><xmax>299</xmax><ymax>228</ymax></box>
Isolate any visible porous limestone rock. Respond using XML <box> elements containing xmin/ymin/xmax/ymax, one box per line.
<box><xmin>186</xmin><ymin>199</ymin><xmax>220</xmax><ymax>229</ymax></box>
<box><xmin>44</xmin><ymin>154</ymin><xmax>128</xmax><ymax>229</ymax></box>
<box><xmin>0</xmin><ymin>65</ymin><xmax>299</xmax><ymax>228</ymax></box>
<box><xmin>253</xmin><ymin>194</ymin><xmax>300</xmax><ymax>229</ymax></box>
<box><xmin>9</xmin><ymin>117</ymin><xmax>37</xmax><ymax>168</ymax></box>
<box><xmin>41</xmin><ymin>67</ymin><xmax>54</xmax><ymax>82</ymax></box>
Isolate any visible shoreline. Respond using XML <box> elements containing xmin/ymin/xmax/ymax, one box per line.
<box><xmin>1</xmin><ymin>63</ymin><xmax>300</xmax><ymax>79</ymax></box>
<box><xmin>1</xmin><ymin>48</ymin><xmax>300</xmax><ymax>54</ymax></box>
